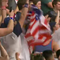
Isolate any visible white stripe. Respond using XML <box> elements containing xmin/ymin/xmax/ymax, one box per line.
<box><xmin>28</xmin><ymin>13</ymin><xmax>31</xmax><ymax>15</ymax></box>
<box><xmin>30</xmin><ymin>14</ymin><xmax>36</xmax><ymax>19</ymax></box>
<box><xmin>30</xmin><ymin>19</ymin><xmax>35</xmax><ymax>26</ymax></box>
<box><xmin>34</xmin><ymin>30</ymin><xmax>50</xmax><ymax>39</ymax></box>
<box><xmin>39</xmin><ymin>30</ymin><xmax>50</xmax><ymax>34</ymax></box>
<box><xmin>40</xmin><ymin>15</ymin><xmax>51</xmax><ymax>32</ymax></box>
<box><xmin>34</xmin><ymin>31</ymin><xmax>39</xmax><ymax>39</ymax></box>
<box><xmin>25</xmin><ymin>36</ymin><xmax>34</xmax><ymax>41</ymax></box>
<box><xmin>30</xmin><ymin>21</ymin><xmax>39</xmax><ymax>34</ymax></box>
<box><xmin>32</xmin><ymin>37</ymin><xmax>46</xmax><ymax>43</ymax></box>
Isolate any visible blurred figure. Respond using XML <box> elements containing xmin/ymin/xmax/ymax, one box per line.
<box><xmin>1</xmin><ymin>0</ymin><xmax>29</xmax><ymax>60</ymax></box>
<box><xmin>28</xmin><ymin>0</ymin><xmax>60</xmax><ymax>53</ymax></box>
<box><xmin>41</xmin><ymin>0</ymin><xmax>53</xmax><ymax>15</ymax></box>
<box><xmin>49</xmin><ymin>11</ymin><xmax>60</xmax><ymax>48</ymax></box>
<box><xmin>15</xmin><ymin>52</ymin><xmax>20</xmax><ymax>60</ymax></box>
<box><xmin>0</xmin><ymin>42</ymin><xmax>9</xmax><ymax>60</ymax></box>
<box><xmin>0</xmin><ymin>0</ymin><xmax>14</xmax><ymax>37</ymax></box>
<box><xmin>7</xmin><ymin>0</ymin><xmax>18</xmax><ymax>10</ymax></box>
<box><xmin>46</xmin><ymin>0</ymin><xmax>60</xmax><ymax>22</ymax></box>
<box><xmin>31</xmin><ymin>53</ymin><xmax>45</xmax><ymax>60</ymax></box>
<box><xmin>56</xmin><ymin>49</ymin><xmax>60</xmax><ymax>60</ymax></box>
<box><xmin>43</xmin><ymin>50</ymin><xmax>54</xmax><ymax>60</ymax></box>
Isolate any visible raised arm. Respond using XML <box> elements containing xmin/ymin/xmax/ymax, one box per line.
<box><xmin>0</xmin><ymin>0</ymin><xmax>15</xmax><ymax>37</ymax></box>
<box><xmin>18</xmin><ymin>0</ymin><xmax>29</xmax><ymax>28</ymax></box>
<box><xmin>0</xmin><ymin>10</ymin><xmax>14</xmax><ymax>37</ymax></box>
<box><xmin>55</xmin><ymin>11</ymin><xmax>59</xmax><ymax>24</ymax></box>
<box><xmin>1</xmin><ymin>0</ymin><xmax>8</xmax><ymax>23</ymax></box>
<box><xmin>47</xmin><ymin>2</ymin><xmax>53</xmax><ymax>8</ymax></box>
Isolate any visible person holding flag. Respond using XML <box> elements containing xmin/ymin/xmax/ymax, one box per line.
<box><xmin>25</xmin><ymin>0</ymin><xmax>60</xmax><ymax>54</ymax></box>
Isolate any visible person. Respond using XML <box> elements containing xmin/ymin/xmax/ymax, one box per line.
<box><xmin>1</xmin><ymin>0</ymin><xmax>30</xmax><ymax>60</ymax></box>
<box><xmin>41</xmin><ymin>0</ymin><xmax>53</xmax><ymax>15</ymax></box>
<box><xmin>31</xmin><ymin>53</ymin><xmax>45</xmax><ymax>60</ymax></box>
<box><xmin>43</xmin><ymin>50</ymin><xmax>54</xmax><ymax>60</ymax></box>
<box><xmin>52</xmin><ymin>0</ymin><xmax>60</xmax><ymax>19</ymax></box>
<box><xmin>46</xmin><ymin>0</ymin><xmax>60</xmax><ymax>22</ymax></box>
<box><xmin>49</xmin><ymin>11</ymin><xmax>60</xmax><ymax>48</ymax></box>
<box><xmin>0</xmin><ymin>42</ymin><xmax>9</xmax><ymax>60</ymax></box>
<box><xmin>56</xmin><ymin>49</ymin><xmax>60</xmax><ymax>60</ymax></box>
<box><xmin>0</xmin><ymin>0</ymin><xmax>14</xmax><ymax>37</ymax></box>
<box><xmin>25</xmin><ymin>0</ymin><xmax>60</xmax><ymax>54</ymax></box>
<box><xmin>34</xmin><ymin>12</ymin><xmax>59</xmax><ymax>54</ymax></box>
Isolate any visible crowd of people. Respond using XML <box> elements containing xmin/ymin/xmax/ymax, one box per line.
<box><xmin>0</xmin><ymin>0</ymin><xmax>60</xmax><ymax>60</ymax></box>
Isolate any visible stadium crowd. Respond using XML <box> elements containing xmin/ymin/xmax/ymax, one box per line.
<box><xmin>0</xmin><ymin>0</ymin><xmax>60</xmax><ymax>60</ymax></box>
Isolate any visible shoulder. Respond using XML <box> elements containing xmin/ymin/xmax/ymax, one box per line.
<box><xmin>41</xmin><ymin>0</ymin><xmax>52</xmax><ymax>4</ymax></box>
<box><xmin>52</xmin><ymin>40</ymin><xmax>60</xmax><ymax>51</ymax></box>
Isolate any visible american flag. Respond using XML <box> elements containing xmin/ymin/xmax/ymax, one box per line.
<box><xmin>25</xmin><ymin>7</ymin><xmax>52</xmax><ymax>48</ymax></box>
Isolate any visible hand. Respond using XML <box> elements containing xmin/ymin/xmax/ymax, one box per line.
<box><xmin>15</xmin><ymin>52</ymin><xmax>20</xmax><ymax>60</ymax></box>
<box><xmin>9</xmin><ymin>10</ymin><xmax>14</xmax><ymax>17</ymax></box>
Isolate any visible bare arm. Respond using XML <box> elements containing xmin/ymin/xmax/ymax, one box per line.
<box><xmin>47</xmin><ymin>2</ymin><xmax>53</xmax><ymax>8</ymax></box>
<box><xmin>0</xmin><ymin>20</ymin><xmax>14</xmax><ymax>37</ymax></box>
<box><xmin>0</xmin><ymin>42</ymin><xmax>9</xmax><ymax>60</ymax></box>
<box><xmin>0</xmin><ymin>0</ymin><xmax>14</xmax><ymax>37</ymax></box>
<box><xmin>19</xmin><ymin>0</ymin><xmax>29</xmax><ymax>28</ymax></box>
<box><xmin>0</xmin><ymin>10</ymin><xmax>14</xmax><ymax>37</ymax></box>
<box><xmin>53</xmin><ymin>40</ymin><xmax>60</xmax><ymax>52</ymax></box>
<box><xmin>14</xmin><ymin>6</ymin><xmax>19</xmax><ymax>14</ymax></box>
<box><xmin>1</xmin><ymin>0</ymin><xmax>8</xmax><ymax>23</ymax></box>
<box><xmin>55</xmin><ymin>11</ymin><xmax>59</xmax><ymax>24</ymax></box>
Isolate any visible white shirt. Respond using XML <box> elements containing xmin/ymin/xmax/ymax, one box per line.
<box><xmin>0</xmin><ymin>32</ymin><xmax>30</xmax><ymax>60</ymax></box>
<box><xmin>52</xmin><ymin>28</ymin><xmax>60</xmax><ymax>48</ymax></box>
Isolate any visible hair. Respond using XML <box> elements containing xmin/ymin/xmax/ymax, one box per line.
<box><xmin>52</xmin><ymin>0</ymin><xmax>60</xmax><ymax>7</ymax></box>
<box><xmin>0</xmin><ymin>0</ymin><xmax>2</xmax><ymax>8</ymax></box>
<box><xmin>17</xmin><ymin>0</ymin><xmax>26</xmax><ymax>10</ymax></box>
<box><xmin>31</xmin><ymin>54</ymin><xmax>44</xmax><ymax>60</ymax></box>
<box><xmin>43</xmin><ymin>50</ymin><xmax>53</xmax><ymax>60</ymax></box>
<box><xmin>49</xmin><ymin>22</ymin><xmax>56</xmax><ymax>32</ymax></box>
<box><xmin>56</xmin><ymin>49</ymin><xmax>60</xmax><ymax>58</ymax></box>
<box><xmin>32</xmin><ymin>0</ymin><xmax>41</xmax><ymax>5</ymax></box>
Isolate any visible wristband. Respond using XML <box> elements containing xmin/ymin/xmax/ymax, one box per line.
<box><xmin>23</xmin><ymin>3</ymin><xmax>29</xmax><ymax>8</ymax></box>
<box><xmin>1</xmin><ymin>6</ymin><xmax>6</xmax><ymax>10</ymax></box>
<box><xmin>10</xmin><ymin>17</ymin><xmax>14</xmax><ymax>21</ymax></box>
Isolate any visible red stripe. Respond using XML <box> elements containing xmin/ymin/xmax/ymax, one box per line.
<box><xmin>25</xmin><ymin>11</ymin><xmax>51</xmax><ymax>47</ymax></box>
<box><xmin>25</xmin><ymin>33</ymin><xmax>31</xmax><ymax>38</ymax></box>
<box><xmin>29</xmin><ymin>20</ymin><xmax>36</xmax><ymax>29</ymax></box>
<box><xmin>31</xmin><ymin>26</ymin><xmax>39</xmax><ymax>37</ymax></box>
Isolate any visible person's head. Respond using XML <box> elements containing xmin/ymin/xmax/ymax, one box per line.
<box><xmin>52</xmin><ymin>0</ymin><xmax>60</xmax><ymax>10</ymax></box>
<box><xmin>45</xmin><ymin>11</ymin><xmax>57</xmax><ymax>23</ymax></box>
<box><xmin>31</xmin><ymin>54</ymin><xmax>45</xmax><ymax>60</ymax></box>
<box><xmin>17</xmin><ymin>0</ymin><xmax>26</xmax><ymax>10</ymax></box>
<box><xmin>49</xmin><ymin>22</ymin><xmax>60</xmax><ymax>32</ymax></box>
<box><xmin>56</xmin><ymin>49</ymin><xmax>60</xmax><ymax>60</ymax></box>
<box><xmin>32</xmin><ymin>0</ymin><xmax>41</xmax><ymax>9</ymax></box>
<box><xmin>43</xmin><ymin>50</ymin><xmax>54</xmax><ymax>60</ymax></box>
